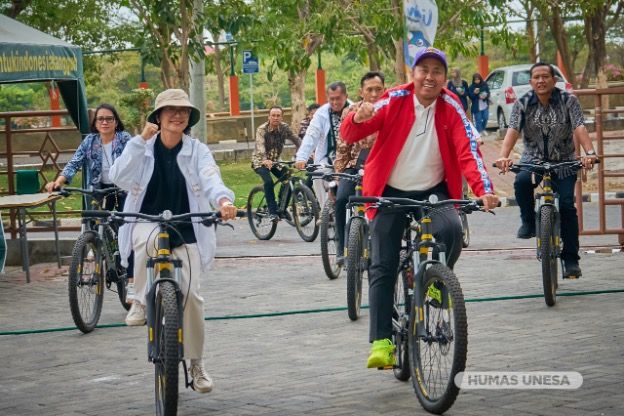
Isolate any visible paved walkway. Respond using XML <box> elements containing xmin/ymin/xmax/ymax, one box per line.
<box><xmin>1</xmin><ymin>206</ymin><xmax>623</xmax><ymax>415</ymax></box>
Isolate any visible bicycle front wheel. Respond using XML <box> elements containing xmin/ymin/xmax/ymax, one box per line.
<box><xmin>247</xmin><ymin>185</ymin><xmax>277</xmax><ymax>240</ymax></box>
<box><xmin>154</xmin><ymin>278</ymin><xmax>180</xmax><ymax>416</ymax></box>
<box><xmin>539</xmin><ymin>205</ymin><xmax>558</xmax><ymax>307</ymax></box>
<box><xmin>409</xmin><ymin>263</ymin><xmax>467</xmax><ymax>415</ymax></box>
<box><xmin>346</xmin><ymin>217</ymin><xmax>367</xmax><ymax>321</ymax></box>
<box><xmin>320</xmin><ymin>199</ymin><xmax>341</xmax><ymax>279</ymax></box>
<box><xmin>292</xmin><ymin>184</ymin><xmax>320</xmax><ymax>242</ymax></box>
<box><xmin>68</xmin><ymin>232</ymin><xmax>104</xmax><ymax>333</ymax></box>
<box><xmin>393</xmin><ymin>250</ymin><xmax>412</xmax><ymax>381</ymax></box>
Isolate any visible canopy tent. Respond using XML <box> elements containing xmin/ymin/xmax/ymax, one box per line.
<box><xmin>0</xmin><ymin>14</ymin><xmax>89</xmax><ymax>135</ymax></box>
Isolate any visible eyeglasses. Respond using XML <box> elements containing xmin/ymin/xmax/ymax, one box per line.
<box><xmin>162</xmin><ymin>107</ymin><xmax>192</xmax><ymax>116</ymax></box>
<box><xmin>95</xmin><ymin>116</ymin><xmax>115</xmax><ymax>124</ymax></box>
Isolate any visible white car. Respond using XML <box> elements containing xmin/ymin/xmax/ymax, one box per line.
<box><xmin>485</xmin><ymin>64</ymin><xmax>573</xmax><ymax>129</ymax></box>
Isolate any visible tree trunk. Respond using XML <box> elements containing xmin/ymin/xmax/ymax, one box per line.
<box><xmin>525</xmin><ymin>4</ymin><xmax>537</xmax><ymax>62</ymax></box>
<box><xmin>367</xmin><ymin>41</ymin><xmax>381</xmax><ymax>71</ymax></box>
<box><xmin>288</xmin><ymin>70</ymin><xmax>307</xmax><ymax>132</ymax></box>
<box><xmin>391</xmin><ymin>0</ymin><xmax>407</xmax><ymax>83</ymax></box>
<box><xmin>547</xmin><ymin>5</ymin><xmax>575</xmax><ymax>82</ymax></box>
<box><xmin>585</xmin><ymin>4</ymin><xmax>609</xmax><ymax>110</ymax></box>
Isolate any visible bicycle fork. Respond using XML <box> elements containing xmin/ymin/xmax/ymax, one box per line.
<box><xmin>535</xmin><ymin>175</ymin><xmax>561</xmax><ymax>260</ymax></box>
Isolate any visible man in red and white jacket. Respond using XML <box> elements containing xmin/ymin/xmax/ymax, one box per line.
<box><xmin>340</xmin><ymin>47</ymin><xmax>499</xmax><ymax>369</ymax></box>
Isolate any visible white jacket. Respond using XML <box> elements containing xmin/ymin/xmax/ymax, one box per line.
<box><xmin>295</xmin><ymin>101</ymin><xmax>350</xmax><ymax>165</ymax></box>
<box><xmin>110</xmin><ymin>134</ymin><xmax>235</xmax><ymax>271</ymax></box>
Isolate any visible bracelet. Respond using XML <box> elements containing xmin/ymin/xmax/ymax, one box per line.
<box><xmin>586</xmin><ymin>150</ymin><xmax>596</xmax><ymax>156</ymax></box>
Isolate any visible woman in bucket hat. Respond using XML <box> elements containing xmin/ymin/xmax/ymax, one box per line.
<box><xmin>110</xmin><ymin>88</ymin><xmax>237</xmax><ymax>393</ymax></box>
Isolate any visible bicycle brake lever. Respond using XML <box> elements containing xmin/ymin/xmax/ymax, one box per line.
<box><xmin>218</xmin><ymin>221</ymin><xmax>235</xmax><ymax>230</ymax></box>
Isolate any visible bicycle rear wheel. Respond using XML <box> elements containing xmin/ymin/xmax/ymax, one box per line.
<box><xmin>292</xmin><ymin>183</ymin><xmax>320</xmax><ymax>242</ymax></box>
<box><xmin>393</xmin><ymin>250</ymin><xmax>412</xmax><ymax>381</ymax></box>
<box><xmin>115</xmin><ymin>264</ymin><xmax>131</xmax><ymax>311</ymax></box>
<box><xmin>68</xmin><ymin>232</ymin><xmax>104</xmax><ymax>333</ymax></box>
<box><xmin>320</xmin><ymin>199</ymin><xmax>341</xmax><ymax>280</ymax></box>
<box><xmin>346</xmin><ymin>217</ymin><xmax>367</xmax><ymax>321</ymax></box>
<box><xmin>247</xmin><ymin>185</ymin><xmax>277</xmax><ymax>240</ymax></box>
<box><xmin>539</xmin><ymin>205</ymin><xmax>558</xmax><ymax>307</ymax></box>
<box><xmin>409</xmin><ymin>263</ymin><xmax>467</xmax><ymax>415</ymax></box>
<box><xmin>154</xmin><ymin>278</ymin><xmax>180</xmax><ymax>416</ymax></box>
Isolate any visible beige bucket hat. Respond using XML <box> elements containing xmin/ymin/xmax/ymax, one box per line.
<box><xmin>147</xmin><ymin>88</ymin><xmax>200</xmax><ymax>128</ymax></box>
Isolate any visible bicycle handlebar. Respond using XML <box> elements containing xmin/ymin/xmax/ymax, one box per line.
<box><xmin>58</xmin><ymin>186</ymin><xmax>124</xmax><ymax>198</ymax></box>
<box><xmin>81</xmin><ymin>209</ymin><xmax>247</xmax><ymax>226</ymax></box>
<box><xmin>491</xmin><ymin>159</ymin><xmax>599</xmax><ymax>173</ymax></box>
<box><xmin>308</xmin><ymin>171</ymin><xmax>362</xmax><ymax>183</ymax></box>
<box><xmin>348</xmin><ymin>196</ymin><xmax>500</xmax><ymax>212</ymax></box>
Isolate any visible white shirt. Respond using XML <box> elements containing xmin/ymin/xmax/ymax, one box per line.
<box><xmin>101</xmin><ymin>142</ymin><xmax>113</xmax><ymax>184</ymax></box>
<box><xmin>387</xmin><ymin>96</ymin><xmax>444</xmax><ymax>191</ymax></box>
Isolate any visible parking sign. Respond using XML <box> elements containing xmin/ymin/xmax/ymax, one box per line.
<box><xmin>242</xmin><ymin>50</ymin><xmax>259</xmax><ymax>74</ymax></box>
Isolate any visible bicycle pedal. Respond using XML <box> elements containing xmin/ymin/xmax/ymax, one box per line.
<box><xmin>377</xmin><ymin>365</ymin><xmax>394</xmax><ymax>371</ymax></box>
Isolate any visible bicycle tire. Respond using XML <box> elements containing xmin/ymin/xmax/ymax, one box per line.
<box><xmin>115</xmin><ymin>263</ymin><xmax>131</xmax><ymax>311</ymax></box>
<box><xmin>459</xmin><ymin>211</ymin><xmax>470</xmax><ymax>248</ymax></box>
<box><xmin>409</xmin><ymin>263</ymin><xmax>467</xmax><ymax>415</ymax></box>
<box><xmin>539</xmin><ymin>205</ymin><xmax>558</xmax><ymax>307</ymax></box>
<box><xmin>68</xmin><ymin>232</ymin><xmax>104</xmax><ymax>333</ymax></box>
<box><xmin>393</xmin><ymin>250</ymin><xmax>412</xmax><ymax>381</ymax></box>
<box><xmin>320</xmin><ymin>199</ymin><xmax>341</xmax><ymax>280</ymax></box>
<box><xmin>292</xmin><ymin>183</ymin><xmax>320</xmax><ymax>242</ymax></box>
<box><xmin>247</xmin><ymin>185</ymin><xmax>277</xmax><ymax>240</ymax></box>
<box><xmin>346</xmin><ymin>217</ymin><xmax>367</xmax><ymax>321</ymax></box>
<box><xmin>154</xmin><ymin>278</ymin><xmax>180</xmax><ymax>416</ymax></box>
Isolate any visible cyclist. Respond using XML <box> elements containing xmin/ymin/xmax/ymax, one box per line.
<box><xmin>333</xmin><ymin>71</ymin><xmax>386</xmax><ymax>266</ymax></box>
<box><xmin>251</xmin><ymin>106</ymin><xmax>301</xmax><ymax>222</ymax></box>
<box><xmin>495</xmin><ymin>62</ymin><xmax>598</xmax><ymax>278</ymax></box>
<box><xmin>295</xmin><ymin>82</ymin><xmax>351</xmax><ymax>208</ymax></box>
<box><xmin>340</xmin><ymin>47</ymin><xmax>498</xmax><ymax>368</ymax></box>
<box><xmin>44</xmin><ymin>103</ymin><xmax>135</xmax><ymax>299</ymax></box>
<box><xmin>110</xmin><ymin>89</ymin><xmax>237</xmax><ymax>393</ymax></box>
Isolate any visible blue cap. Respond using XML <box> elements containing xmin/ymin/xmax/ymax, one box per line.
<box><xmin>412</xmin><ymin>47</ymin><xmax>448</xmax><ymax>71</ymax></box>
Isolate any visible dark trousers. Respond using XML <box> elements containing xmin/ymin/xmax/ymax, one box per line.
<box><xmin>514</xmin><ymin>170</ymin><xmax>579</xmax><ymax>261</ymax></box>
<box><xmin>368</xmin><ymin>183</ymin><xmax>463</xmax><ymax>342</ymax></box>
<box><xmin>335</xmin><ymin>168</ymin><xmax>357</xmax><ymax>255</ymax></box>
<box><xmin>254</xmin><ymin>166</ymin><xmax>286</xmax><ymax>215</ymax></box>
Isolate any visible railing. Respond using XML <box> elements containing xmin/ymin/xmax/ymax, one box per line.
<box><xmin>1</xmin><ymin>109</ymin><xmax>83</xmax><ymax>237</ymax></box>
<box><xmin>574</xmin><ymin>86</ymin><xmax>624</xmax><ymax>245</ymax></box>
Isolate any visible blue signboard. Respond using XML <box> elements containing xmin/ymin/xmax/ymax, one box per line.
<box><xmin>242</xmin><ymin>50</ymin><xmax>259</xmax><ymax>74</ymax></box>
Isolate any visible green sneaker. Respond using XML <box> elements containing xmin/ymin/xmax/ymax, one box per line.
<box><xmin>367</xmin><ymin>339</ymin><xmax>396</xmax><ymax>369</ymax></box>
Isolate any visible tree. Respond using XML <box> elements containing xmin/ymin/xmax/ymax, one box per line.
<box><xmin>124</xmin><ymin>0</ymin><xmax>205</xmax><ymax>90</ymax></box>
<box><xmin>1</xmin><ymin>0</ymin><xmax>136</xmax><ymax>51</ymax></box>
<box><xmin>246</xmin><ymin>0</ymin><xmax>332</xmax><ymax>130</ymax></box>
<box><xmin>204</xmin><ymin>0</ymin><xmax>253</xmax><ymax>110</ymax></box>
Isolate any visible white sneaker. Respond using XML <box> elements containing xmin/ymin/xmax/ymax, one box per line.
<box><xmin>189</xmin><ymin>363</ymin><xmax>214</xmax><ymax>393</ymax></box>
<box><xmin>125</xmin><ymin>302</ymin><xmax>146</xmax><ymax>326</ymax></box>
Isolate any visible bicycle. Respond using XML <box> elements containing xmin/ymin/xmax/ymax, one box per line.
<box><xmin>500</xmin><ymin>160</ymin><xmax>587</xmax><ymax>307</ymax></box>
<box><xmin>81</xmin><ymin>208</ymin><xmax>244</xmax><ymax>416</ymax></box>
<box><xmin>58</xmin><ymin>186</ymin><xmax>131</xmax><ymax>333</ymax></box>
<box><xmin>307</xmin><ymin>170</ymin><xmax>361</xmax><ymax>281</ymax></box>
<box><xmin>351</xmin><ymin>195</ymin><xmax>492</xmax><ymax>414</ymax></box>
<box><xmin>247</xmin><ymin>161</ymin><xmax>320</xmax><ymax>242</ymax></box>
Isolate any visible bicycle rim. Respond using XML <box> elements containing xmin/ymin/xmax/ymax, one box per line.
<box><xmin>293</xmin><ymin>184</ymin><xmax>319</xmax><ymax>242</ymax></box>
<box><xmin>393</xmin><ymin>250</ymin><xmax>412</xmax><ymax>381</ymax></box>
<box><xmin>320</xmin><ymin>200</ymin><xmax>341</xmax><ymax>279</ymax></box>
<box><xmin>154</xmin><ymin>279</ymin><xmax>180</xmax><ymax>416</ymax></box>
<box><xmin>410</xmin><ymin>264</ymin><xmax>467</xmax><ymax>414</ymax></box>
<box><xmin>539</xmin><ymin>206</ymin><xmax>558</xmax><ymax>307</ymax></box>
<box><xmin>247</xmin><ymin>185</ymin><xmax>277</xmax><ymax>240</ymax></box>
<box><xmin>68</xmin><ymin>233</ymin><xmax>104</xmax><ymax>333</ymax></box>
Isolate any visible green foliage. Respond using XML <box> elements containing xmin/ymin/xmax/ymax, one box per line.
<box><xmin>118</xmin><ymin>88</ymin><xmax>155</xmax><ymax>133</ymax></box>
<box><xmin>0</xmin><ymin>84</ymin><xmax>48</xmax><ymax>111</ymax></box>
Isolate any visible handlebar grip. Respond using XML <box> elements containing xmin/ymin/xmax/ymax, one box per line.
<box><xmin>81</xmin><ymin>210</ymin><xmax>110</xmax><ymax>218</ymax></box>
<box><xmin>236</xmin><ymin>210</ymin><xmax>247</xmax><ymax>218</ymax></box>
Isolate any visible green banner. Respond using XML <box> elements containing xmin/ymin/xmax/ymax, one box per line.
<box><xmin>0</xmin><ymin>45</ymin><xmax>82</xmax><ymax>82</ymax></box>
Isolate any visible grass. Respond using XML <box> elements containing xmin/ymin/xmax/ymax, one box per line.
<box><xmin>0</xmin><ymin>162</ymin><xmax>259</xmax><ymax>219</ymax></box>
